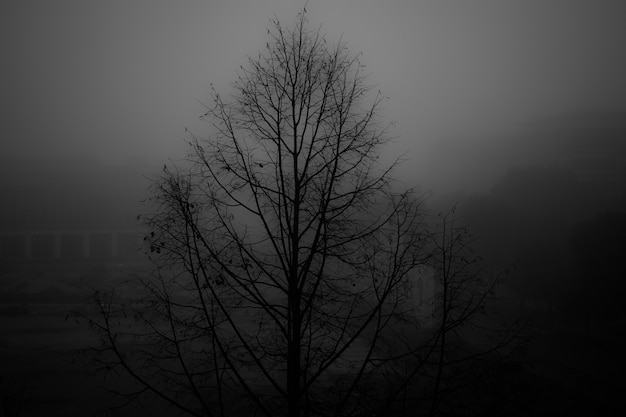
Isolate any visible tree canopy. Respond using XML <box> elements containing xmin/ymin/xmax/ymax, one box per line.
<box><xmin>78</xmin><ymin>10</ymin><xmax>524</xmax><ymax>417</ymax></box>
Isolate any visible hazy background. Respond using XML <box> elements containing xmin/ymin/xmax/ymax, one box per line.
<box><xmin>3</xmin><ymin>0</ymin><xmax>626</xmax><ymax>194</ymax></box>
<box><xmin>2</xmin><ymin>1</ymin><xmax>626</xmax><ymax>415</ymax></box>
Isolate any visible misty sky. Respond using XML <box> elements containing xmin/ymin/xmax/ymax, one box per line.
<box><xmin>2</xmin><ymin>0</ymin><xmax>626</xmax><ymax>193</ymax></box>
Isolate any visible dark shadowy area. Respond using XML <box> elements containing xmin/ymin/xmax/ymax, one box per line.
<box><xmin>444</xmin><ymin>111</ymin><xmax>626</xmax><ymax>416</ymax></box>
<box><xmin>0</xmin><ymin>260</ymin><xmax>148</xmax><ymax>416</ymax></box>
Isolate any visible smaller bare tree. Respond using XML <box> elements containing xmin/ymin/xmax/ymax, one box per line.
<box><xmin>359</xmin><ymin>209</ymin><xmax>529</xmax><ymax>417</ymax></box>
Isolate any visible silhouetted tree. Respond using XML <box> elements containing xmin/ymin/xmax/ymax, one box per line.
<box><xmin>77</xmin><ymin>10</ymin><xmax>524</xmax><ymax>417</ymax></box>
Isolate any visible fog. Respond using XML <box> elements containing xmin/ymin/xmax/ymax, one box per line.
<box><xmin>3</xmin><ymin>1</ymin><xmax>626</xmax><ymax>180</ymax></box>
<box><xmin>1</xmin><ymin>1</ymin><xmax>626</xmax><ymax>415</ymax></box>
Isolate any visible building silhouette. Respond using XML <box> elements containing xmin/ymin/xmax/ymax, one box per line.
<box><xmin>0</xmin><ymin>156</ymin><xmax>153</xmax><ymax>264</ymax></box>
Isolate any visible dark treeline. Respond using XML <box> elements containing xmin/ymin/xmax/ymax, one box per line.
<box><xmin>429</xmin><ymin>113</ymin><xmax>626</xmax><ymax>415</ymax></box>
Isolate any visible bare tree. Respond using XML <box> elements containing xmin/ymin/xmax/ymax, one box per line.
<box><xmin>361</xmin><ymin>209</ymin><xmax>528</xmax><ymax>417</ymax></box>
<box><xmin>77</xmin><ymin>10</ymin><xmax>526</xmax><ymax>417</ymax></box>
<box><xmin>424</xmin><ymin>210</ymin><xmax>527</xmax><ymax>416</ymax></box>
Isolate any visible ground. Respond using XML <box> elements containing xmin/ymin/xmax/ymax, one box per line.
<box><xmin>1</xmin><ymin>260</ymin><xmax>624</xmax><ymax>416</ymax></box>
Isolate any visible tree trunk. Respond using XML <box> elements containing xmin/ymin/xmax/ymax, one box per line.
<box><xmin>287</xmin><ymin>299</ymin><xmax>301</xmax><ymax>417</ymax></box>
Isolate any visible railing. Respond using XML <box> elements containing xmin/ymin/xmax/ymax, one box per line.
<box><xmin>0</xmin><ymin>229</ymin><xmax>144</xmax><ymax>262</ymax></box>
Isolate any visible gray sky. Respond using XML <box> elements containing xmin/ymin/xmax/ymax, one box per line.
<box><xmin>2</xmin><ymin>0</ymin><xmax>626</xmax><ymax>193</ymax></box>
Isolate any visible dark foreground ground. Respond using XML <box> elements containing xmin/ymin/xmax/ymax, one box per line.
<box><xmin>0</xmin><ymin>261</ymin><xmax>159</xmax><ymax>417</ymax></box>
<box><xmin>1</xmin><ymin>260</ymin><xmax>624</xmax><ymax>416</ymax></box>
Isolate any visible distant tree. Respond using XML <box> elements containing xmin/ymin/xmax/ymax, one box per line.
<box><xmin>77</xmin><ymin>10</ymin><xmax>525</xmax><ymax>417</ymax></box>
<box><xmin>567</xmin><ymin>210</ymin><xmax>626</xmax><ymax>321</ymax></box>
<box><xmin>421</xmin><ymin>210</ymin><xmax>527</xmax><ymax>417</ymax></box>
<box><xmin>458</xmin><ymin>165</ymin><xmax>598</xmax><ymax>309</ymax></box>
